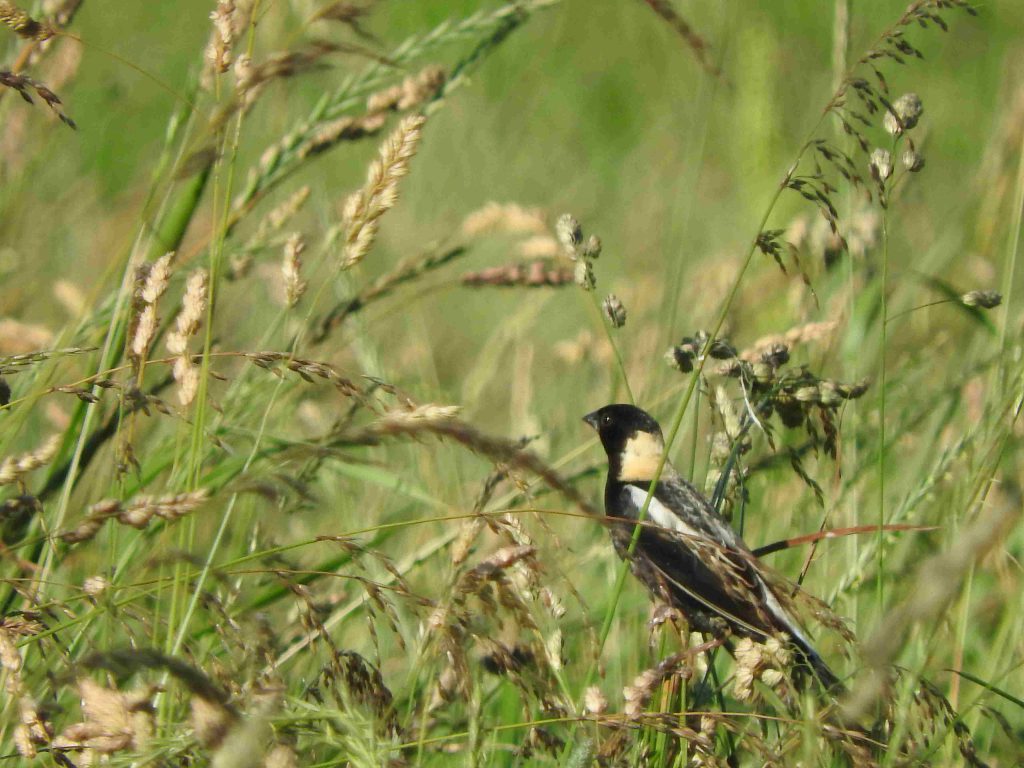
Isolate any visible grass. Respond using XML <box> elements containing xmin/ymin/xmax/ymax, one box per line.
<box><xmin>1</xmin><ymin>0</ymin><xmax>1023</xmax><ymax>765</ymax></box>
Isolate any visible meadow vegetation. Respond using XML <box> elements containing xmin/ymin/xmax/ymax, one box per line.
<box><xmin>0</xmin><ymin>0</ymin><xmax>1022</xmax><ymax>765</ymax></box>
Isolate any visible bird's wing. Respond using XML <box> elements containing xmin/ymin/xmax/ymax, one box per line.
<box><xmin>617</xmin><ymin>482</ymin><xmax>816</xmax><ymax>649</ymax></box>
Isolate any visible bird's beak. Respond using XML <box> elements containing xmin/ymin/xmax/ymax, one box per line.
<box><xmin>582</xmin><ymin>411</ymin><xmax>600</xmax><ymax>431</ymax></box>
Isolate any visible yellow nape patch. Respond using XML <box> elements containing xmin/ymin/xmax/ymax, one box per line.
<box><xmin>617</xmin><ymin>431</ymin><xmax>667</xmax><ymax>482</ymax></box>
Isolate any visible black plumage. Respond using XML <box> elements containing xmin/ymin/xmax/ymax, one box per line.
<box><xmin>584</xmin><ymin>403</ymin><xmax>841</xmax><ymax>692</ymax></box>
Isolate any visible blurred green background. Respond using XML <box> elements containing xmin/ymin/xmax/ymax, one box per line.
<box><xmin>2</xmin><ymin>0</ymin><xmax>1023</xmax><ymax>762</ymax></box>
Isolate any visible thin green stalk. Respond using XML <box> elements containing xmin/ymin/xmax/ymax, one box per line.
<box><xmin>876</xmin><ymin>207</ymin><xmax>889</xmax><ymax>611</ymax></box>
<box><xmin>997</xmin><ymin>127</ymin><xmax>1024</xmax><ymax>392</ymax></box>
<box><xmin>586</xmin><ymin>289</ymin><xmax>634</xmax><ymax>404</ymax></box>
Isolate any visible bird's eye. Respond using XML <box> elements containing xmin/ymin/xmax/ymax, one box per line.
<box><xmin>601</xmin><ymin>414</ymin><xmax>612</xmax><ymax>426</ymax></box>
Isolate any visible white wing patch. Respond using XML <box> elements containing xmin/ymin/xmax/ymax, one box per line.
<box><xmin>623</xmin><ymin>485</ymin><xmax>701</xmax><ymax>540</ymax></box>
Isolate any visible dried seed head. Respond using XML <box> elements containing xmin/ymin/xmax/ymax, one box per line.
<box><xmin>53</xmin><ymin>678</ymin><xmax>156</xmax><ymax>756</ymax></box>
<box><xmin>166</xmin><ymin>269</ymin><xmax>208</xmax><ymax>361</ymax></box>
<box><xmin>366</xmin><ymin>65</ymin><xmax>446</xmax><ymax>114</ymax></box>
<box><xmin>173</xmin><ymin>355</ymin><xmax>199</xmax><ymax>406</ymax></box>
<box><xmin>130</xmin><ymin>304</ymin><xmax>158</xmax><ymax>359</ymax></box>
<box><xmin>901</xmin><ymin>148</ymin><xmax>925</xmax><ymax>172</ymax></box>
<box><xmin>281</xmin><ymin>233</ymin><xmax>307</xmax><ymax>307</ymax></box>
<box><xmin>141</xmin><ymin>253</ymin><xmax>173</xmax><ymax>304</ymax></box>
<box><xmin>666</xmin><ymin>346</ymin><xmax>694</xmax><ymax>373</ymax></box>
<box><xmin>583</xmin><ymin>686</ymin><xmax>608</xmax><ymax>715</ymax></box>
<box><xmin>0</xmin><ymin>627</ymin><xmax>20</xmax><ymax>671</ymax></box>
<box><xmin>265</xmin><ymin>744</ymin><xmax>299</xmax><ymax>768</ymax></box>
<box><xmin>961</xmin><ymin>290</ymin><xmax>1001</xmax><ymax>309</ymax></box>
<box><xmin>206</xmin><ymin>0</ymin><xmax>237</xmax><ymax>73</ymax></box>
<box><xmin>582</xmin><ymin>234</ymin><xmax>602</xmax><ymax>260</ymax></box>
<box><xmin>0</xmin><ymin>435</ymin><xmax>60</xmax><ymax>486</ymax></box>
<box><xmin>167</xmin><ymin>270</ymin><xmax>208</xmax><ymax>354</ymax></box>
<box><xmin>380</xmin><ymin>404</ymin><xmax>461</xmax><ymax>425</ymax></box>
<box><xmin>342</xmin><ymin>114</ymin><xmax>426</xmax><ymax>269</ymax></box>
<box><xmin>761</xmin><ymin>343</ymin><xmax>790</xmax><ymax>369</ymax></box>
<box><xmin>602</xmin><ymin>294</ymin><xmax>627</xmax><ymax>328</ymax></box>
<box><xmin>0</xmin><ymin>2</ymin><xmax>52</xmax><ymax>40</ymax></box>
<box><xmin>574</xmin><ymin>259</ymin><xmax>595</xmax><ymax>291</ymax></box>
<box><xmin>555</xmin><ymin>214</ymin><xmax>582</xmax><ymax>257</ymax></box>
<box><xmin>870</xmin><ymin>148</ymin><xmax>893</xmax><ymax>182</ymax></box>
<box><xmin>884</xmin><ymin>92</ymin><xmax>923</xmax><ymax>135</ymax></box>
<box><xmin>795</xmin><ymin>385</ymin><xmax>820</xmax><ymax>403</ymax></box>
<box><xmin>83</xmin><ymin>576</ymin><xmax>110</xmax><ymax>598</ymax></box>
<box><xmin>191</xmin><ymin>695</ymin><xmax>235</xmax><ymax>749</ymax></box>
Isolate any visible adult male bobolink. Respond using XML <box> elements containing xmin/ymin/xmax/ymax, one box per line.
<box><xmin>584</xmin><ymin>403</ymin><xmax>841</xmax><ymax>691</ymax></box>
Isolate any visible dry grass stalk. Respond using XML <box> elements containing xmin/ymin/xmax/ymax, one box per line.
<box><xmin>62</xmin><ymin>489</ymin><xmax>209</xmax><ymax>543</ymax></box>
<box><xmin>234</xmin><ymin>41</ymin><xmax>345</xmax><ymax>108</ymax></box>
<box><xmin>357</xmin><ymin>415</ymin><xmax>599</xmax><ymax>516</ymax></box>
<box><xmin>380</xmin><ymin>403</ymin><xmax>461</xmax><ymax>425</ymax></box>
<box><xmin>0</xmin><ymin>434</ymin><xmax>59</xmax><ymax>486</ymax></box>
<box><xmin>341</xmin><ymin>114</ymin><xmax>426</xmax><ymax>269</ymax></box>
<box><xmin>281</xmin><ymin>233</ymin><xmax>307</xmax><ymax>307</ymax></box>
<box><xmin>314</xmin><ymin>245</ymin><xmax>467</xmax><ymax>342</ymax></box>
<box><xmin>367</xmin><ymin>65</ymin><xmax>446</xmax><ymax>114</ymax></box>
<box><xmin>637</xmin><ymin>0</ymin><xmax>720</xmax><ymax>78</ymax></box>
<box><xmin>245</xmin><ymin>351</ymin><xmax>361</xmax><ymax>396</ymax></box>
<box><xmin>461</xmin><ymin>260</ymin><xmax>575</xmax><ymax>287</ymax></box>
<box><xmin>166</xmin><ymin>269</ymin><xmax>208</xmax><ymax>406</ymax></box>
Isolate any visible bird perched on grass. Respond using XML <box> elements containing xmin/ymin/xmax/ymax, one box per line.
<box><xmin>584</xmin><ymin>403</ymin><xmax>842</xmax><ymax>692</ymax></box>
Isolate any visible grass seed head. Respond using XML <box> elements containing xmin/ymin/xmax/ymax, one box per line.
<box><xmin>281</xmin><ymin>233</ymin><xmax>307</xmax><ymax>307</ymax></box>
<box><xmin>884</xmin><ymin>92</ymin><xmax>924</xmax><ymax>135</ymax></box>
<box><xmin>602</xmin><ymin>294</ymin><xmax>627</xmax><ymax>328</ymax></box>
<box><xmin>961</xmin><ymin>290</ymin><xmax>1001</xmax><ymax>309</ymax></box>
<box><xmin>0</xmin><ymin>2</ymin><xmax>51</xmax><ymax>40</ymax></box>
<box><xmin>0</xmin><ymin>434</ymin><xmax>60</xmax><ymax>485</ymax></box>
<box><xmin>555</xmin><ymin>213</ymin><xmax>582</xmax><ymax>257</ymax></box>
<box><xmin>342</xmin><ymin>114</ymin><xmax>426</xmax><ymax>269</ymax></box>
<box><xmin>870</xmin><ymin>147</ymin><xmax>893</xmax><ymax>182</ymax></box>
<box><xmin>207</xmin><ymin>1</ymin><xmax>237</xmax><ymax>74</ymax></box>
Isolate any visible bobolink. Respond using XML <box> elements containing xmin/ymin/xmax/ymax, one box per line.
<box><xmin>584</xmin><ymin>403</ymin><xmax>841</xmax><ymax>692</ymax></box>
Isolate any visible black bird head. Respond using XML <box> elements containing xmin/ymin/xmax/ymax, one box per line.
<box><xmin>583</xmin><ymin>404</ymin><xmax>667</xmax><ymax>482</ymax></box>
